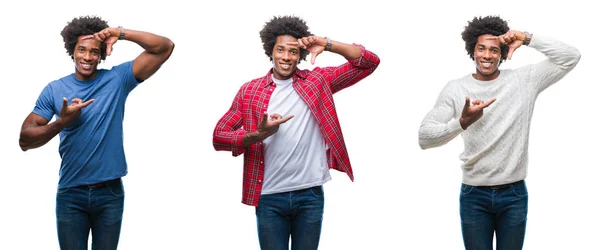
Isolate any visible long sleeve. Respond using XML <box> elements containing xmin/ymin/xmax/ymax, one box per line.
<box><xmin>212</xmin><ymin>87</ymin><xmax>246</xmax><ymax>156</ymax></box>
<box><xmin>326</xmin><ymin>45</ymin><xmax>380</xmax><ymax>94</ymax></box>
<box><xmin>418</xmin><ymin>82</ymin><xmax>464</xmax><ymax>149</ymax></box>
<box><xmin>518</xmin><ymin>35</ymin><xmax>581</xmax><ymax>93</ymax></box>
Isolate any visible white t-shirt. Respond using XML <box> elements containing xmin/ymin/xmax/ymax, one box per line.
<box><xmin>261</xmin><ymin>76</ymin><xmax>331</xmax><ymax>194</ymax></box>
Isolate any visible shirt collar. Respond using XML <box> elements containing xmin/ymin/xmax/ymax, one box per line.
<box><xmin>262</xmin><ymin>68</ymin><xmax>308</xmax><ymax>87</ymax></box>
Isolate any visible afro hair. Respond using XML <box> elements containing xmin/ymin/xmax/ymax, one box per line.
<box><xmin>461</xmin><ymin>16</ymin><xmax>510</xmax><ymax>62</ymax></box>
<box><xmin>259</xmin><ymin>15</ymin><xmax>313</xmax><ymax>63</ymax></box>
<box><xmin>60</xmin><ymin>16</ymin><xmax>109</xmax><ymax>61</ymax></box>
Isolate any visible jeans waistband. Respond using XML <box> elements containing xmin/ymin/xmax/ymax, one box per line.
<box><xmin>479</xmin><ymin>180</ymin><xmax>524</xmax><ymax>190</ymax></box>
<box><xmin>83</xmin><ymin>178</ymin><xmax>121</xmax><ymax>189</ymax></box>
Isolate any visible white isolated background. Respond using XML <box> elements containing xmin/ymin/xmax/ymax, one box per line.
<box><xmin>0</xmin><ymin>0</ymin><xmax>597</xmax><ymax>249</ymax></box>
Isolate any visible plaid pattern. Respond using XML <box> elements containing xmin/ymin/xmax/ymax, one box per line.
<box><xmin>213</xmin><ymin>45</ymin><xmax>380</xmax><ymax>206</ymax></box>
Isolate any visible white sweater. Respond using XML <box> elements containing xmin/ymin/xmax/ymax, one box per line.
<box><xmin>418</xmin><ymin>35</ymin><xmax>581</xmax><ymax>186</ymax></box>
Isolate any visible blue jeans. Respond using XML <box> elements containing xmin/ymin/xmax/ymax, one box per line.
<box><xmin>255</xmin><ymin>186</ymin><xmax>325</xmax><ymax>250</ymax></box>
<box><xmin>460</xmin><ymin>180</ymin><xmax>528</xmax><ymax>250</ymax></box>
<box><xmin>56</xmin><ymin>178</ymin><xmax>125</xmax><ymax>250</ymax></box>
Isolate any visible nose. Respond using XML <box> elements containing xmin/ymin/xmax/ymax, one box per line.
<box><xmin>83</xmin><ymin>51</ymin><xmax>93</xmax><ymax>61</ymax></box>
<box><xmin>282</xmin><ymin>51</ymin><xmax>291</xmax><ymax>61</ymax></box>
<box><xmin>482</xmin><ymin>50</ymin><xmax>492</xmax><ymax>59</ymax></box>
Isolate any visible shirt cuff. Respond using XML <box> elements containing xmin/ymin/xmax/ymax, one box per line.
<box><xmin>448</xmin><ymin>118</ymin><xmax>464</xmax><ymax>132</ymax></box>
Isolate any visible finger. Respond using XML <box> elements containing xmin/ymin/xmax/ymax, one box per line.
<box><xmin>508</xmin><ymin>31</ymin><xmax>516</xmax><ymax>41</ymax></box>
<box><xmin>484</xmin><ymin>36</ymin><xmax>499</xmax><ymax>41</ymax></box>
<box><xmin>297</xmin><ymin>39</ymin><xmax>306</xmax><ymax>49</ymax></box>
<box><xmin>71</xmin><ymin>98</ymin><xmax>82</xmax><ymax>104</ymax></box>
<box><xmin>270</xmin><ymin>113</ymin><xmax>282</xmax><ymax>120</ymax></box>
<box><xmin>301</xmin><ymin>37</ymin><xmax>310</xmax><ymax>45</ymax></box>
<box><xmin>472</xmin><ymin>100</ymin><xmax>482</xmax><ymax>105</ymax></box>
<box><xmin>481</xmin><ymin>98</ymin><xmax>497</xmax><ymax>109</ymax></box>
<box><xmin>106</xmin><ymin>44</ymin><xmax>113</xmax><ymax>56</ymax></box>
<box><xmin>286</xmin><ymin>41</ymin><xmax>300</xmax><ymax>46</ymax></box>
<box><xmin>81</xmin><ymin>35</ymin><xmax>95</xmax><ymax>40</ymax></box>
<box><xmin>498</xmin><ymin>35</ymin><xmax>507</xmax><ymax>44</ymax></box>
<box><xmin>260</xmin><ymin>112</ymin><xmax>268</xmax><ymax>126</ymax></box>
<box><xmin>507</xmin><ymin>47</ymin><xmax>514</xmax><ymax>60</ymax></box>
<box><xmin>78</xmin><ymin>99</ymin><xmax>95</xmax><ymax>108</ymax></box>
<box><xmin>463</xmin><ymin>96</ymin><xmax>471</xmax><ymax>108</ymax></box>
<box><xmin>311</xmin><ymin>52</ymin><xmax>317</xmax><ymax>65</ymax></box>
<box><xmin>62</xmin><ymin>97</ymin><xmax>68</xmax><ymax>109</ymax></box>
<box><xmin>277</xmin><ymin>115</ymin><xmax>295</xmax><ymax>124</ymax></box>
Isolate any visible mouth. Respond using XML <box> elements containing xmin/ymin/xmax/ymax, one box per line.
<box><xmin>278</xmin><ymin>62</ymin><xmax>293</xmax><ymax>70</ymax></box>
<box><xmin>79</xmin><ymin>62</ymin><xmax>94</xmax><ymax>70</ymax></box>
<box><xmin>480</xmin><ymin>61</ymin><xmax>494</xmax><ymax>68</ymax></box>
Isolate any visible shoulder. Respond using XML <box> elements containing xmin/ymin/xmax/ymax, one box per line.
<box><xmin>44</xmin><ymin>75</ymin><xmax>72</xmax><ymax>91</ymax></box>
<box><xmin>109</xmin><ymin>60</ymin><xmax>134</xmax><ymax>70</ymax></box>
<box><xmin>240</xmin><ymin>73</ymin><xmax>270</xmax><ymax>91</ymax></box>
<box><xmin>444</xmin><ymin>74</ymin><xmax>469</xmax><ymax>90</ymax></box>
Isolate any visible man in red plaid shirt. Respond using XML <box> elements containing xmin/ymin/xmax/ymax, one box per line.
<box><xmin>213</xmin><ymin>15</ymin><xmax>379</xmax><ymax>249</ymax></box>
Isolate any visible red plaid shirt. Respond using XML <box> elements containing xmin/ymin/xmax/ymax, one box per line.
<box><xmin>213</xmin><ymin>45</ymin><xmax>379</xmax><ymax>206</ymax></box>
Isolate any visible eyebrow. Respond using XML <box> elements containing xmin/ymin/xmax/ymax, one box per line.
<box><xmin>477</xmin><ymin>44</ymin><xmax>500</xmax><ymax>50</ymax></box>
<box><xmin>276</xmin><ymin>45</ymin><xmax>299</xmax><ymax>51</ymax></box>
<box><xmin>77</xmin><ymin>46</ymin><xmax>100</xmax><ymax>51</ymax></box>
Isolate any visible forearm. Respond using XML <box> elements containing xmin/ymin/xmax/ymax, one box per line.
<box><xmin>242</xmin><ymin>131</ymin><xmax>262</xmax><ymax>147</ymax></box>
<box><xmin>528</xmin><ymin>34</ymin><xmax>581</xmax><ymax>71</ymax></box>
<box><xmin>327</xmin><ymin>39</ymin><xmax>362</xmax><ymax>60</ymax></box>
<box><xmin>213</xmin><ymin>126</ymin><xmax>247</xmax><ymax>156</ymax></box>
<box><xmin>327</xmin><ymin>45</ymin><xmax>380</xmax><ymax>93</ymax></box>
<box><xmin>121</xmin><ymin>28</ymin><xmax>174</xmax><ymax>56</ymax></box>
<box><xmin>418</xmin><ymin>118</ymin><xmax>463</xmax><ymax>149</ymax></box>
<box><xmin>19</xmin><ymin>120</ymin><xmax>65</xmax><ymax>151</ymax></box>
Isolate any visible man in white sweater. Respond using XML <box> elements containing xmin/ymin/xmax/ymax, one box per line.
<box><xmin>418</xmin><ymin>16</ymin><xmax>580</xmax><ymax>250</ymax></box>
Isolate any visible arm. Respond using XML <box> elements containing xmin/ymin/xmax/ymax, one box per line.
<box><xmin>213</xmin><ymin>89</ymin><xmax>294</xmax><ymax>155</ymax></box>
<box><xmin>19</xmin><ymin>98</ymin><xmax>94</xmax><ymax>151</ymax></box>
<box><xmin>242</xmin><ymin>113</ymin><xmax>294</xmax><ymax>147</ymax></box>
<box><xmin>213</xmin><ymin>89</ymin><xmax>246</xmax><ymax>156</ymax></box>
<box><xmin>84</xmin><ymin>27</ymin><xmax>175</xmax><ymax>82</ymax></box>
<box><xmin>526</xmin><ymin>34</ymin><xmax>581</xmax><ymax>92</ymax></box>
<box><xmin>494</xmin><ymin>31</ymin><xmax>581</xmax><ymax>92</ymax></box>
<box><xmin>288</xmin><ymin>37</ymin><xmax>380</xmax><ymax>93</ymax></box>
<box><xmin>418</xmin><ymin>84</ymin><xmax>463</xmax><ymax>149</ymax></box>
<box><xmin>19</xmin><ymin>113</ymin><xmax>62</xmax><ymax>151</ymax></box>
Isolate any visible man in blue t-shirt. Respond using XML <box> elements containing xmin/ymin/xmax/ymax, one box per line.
<box><xmin>19</xmin><ymin>15</ymin><xmax>174</xmax><ymax>250</ymax></box>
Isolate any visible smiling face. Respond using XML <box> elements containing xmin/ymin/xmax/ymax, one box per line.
<box><xmin>473</xmin><ymin>34</ymin><xmax>501</xmax><ymax>81</ymax></box>
<box><xmin>271</xmin><ymin>35</ymin><xmax>300</xmax><ymax>80</ymax></box>
<box><xmin>73</xmin><ymin>36</ymin><xmax>101</xmax><ymax>81</ymax></box>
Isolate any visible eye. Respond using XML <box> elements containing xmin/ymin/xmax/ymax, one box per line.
<box><xmin>492</xmin><ymin>48</ymin><xmax>499</xmax><ymax>53</ymax></box>
<box><xmin>477</xmin><ymin>47</ymin><xmax>484</xmax><ymax>52</ymax></box>
<box><xmin>92</xmin><ymin>51</ymin><xmax>99</xmax><ymax>56</ymax></box>
<box><xmin>291</xmin><ymin>50</ymin><xmax>297</xmax><ymax>55</ymax></box>
<box><xmin>78</xmin><ymin>48</ymin><xmax>85</xmax><ymax>52</ymax></box>
<box><xmin>277</xmin><ymin>48</ymin><xmax>283</xmax><ymax>52</ymax></box>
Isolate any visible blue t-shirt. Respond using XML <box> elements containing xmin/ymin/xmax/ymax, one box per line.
<box><xmin>33</xmin><ymin>61</ymin><xmax>140</xmax><ymax>188</ymax></box>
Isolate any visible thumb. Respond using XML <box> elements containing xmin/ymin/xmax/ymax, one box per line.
<box><xmin>106</xmin><ymin>43</ymin><xmax>113</xmax><ymax>56</ymax></box>
<box><xmin>62</xmin><ymin>97</ymin><xmax>68</xmax><ymax>109</ymax></box>
<box><xmin>259</xmin><ymin>112</ymin><xmax>268</xmax><ymax>126</ymax></box>
<box><xmin>507</xmin><ymin>47</ymin><xmax>515</xmax><ymax>60</ymax></box>
<box><xmin>464</xmin><ymin>96</ymin><xmax>471</xmax><ymax>108</ymax></box>
<box><xmin>311</xmin><ymin>52</ymin><xmax>318</xmax><ymax>65</ymax></box>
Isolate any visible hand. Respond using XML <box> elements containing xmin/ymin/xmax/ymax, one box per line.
<box><xmin>287</xmin><ymin>36</ymin><xmax>326</xmax><ymax>65</ymax></box>
<box><xmin>459</xmin><ymin>97</ymin><xmax>496</xmax><ymax>129</ymax></box>
<box><xmin>256</xmin><ymin>112</ymin><xmax>294</xmax><ymax>140</ymax></box>
<box><xmin>81</xmin><ymin>27</ymin><xmax>120</xmax><ymax>56</ymax></box>
<box><xmin>58</xmin><ymin>97</ymin><xmax>95</xmax><ymax>126</ymax></box>
<box><xmin>485</xmin><ymin>30</ymin><xmax>527</xmax><ymax>60</ymax></box>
